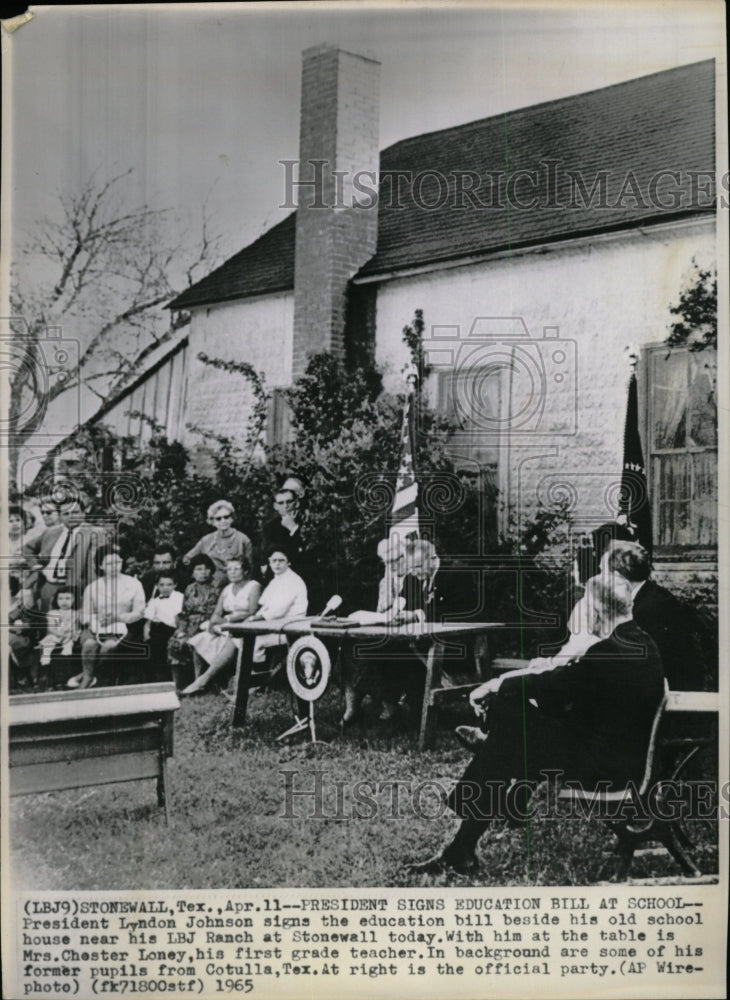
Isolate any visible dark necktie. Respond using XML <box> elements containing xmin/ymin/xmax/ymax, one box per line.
<box><xmin>52</xmin><ymin>531</ymin><xmax>73</xmax><ymax>581</ymax></box>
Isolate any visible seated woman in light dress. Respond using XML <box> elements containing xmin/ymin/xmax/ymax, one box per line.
<box><xmin>247</xmin><ymin>547</ymin><xmax>308</xmax><ymax>664</ymax></box>
<box><xmin>70</xmin><ymin>547</ymin><xmax>146</xmax><ymax>689</ymax></box>
<box><xmin>182</xmin><ymin>556</ymin><xmax>261</xmax><ymax>695</ymax></box>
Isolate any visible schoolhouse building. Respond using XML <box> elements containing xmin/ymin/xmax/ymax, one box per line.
<box><xmin>96</xmin><ymin>47</ymin><xmax>718</xmax><ymax>597</ymax></box>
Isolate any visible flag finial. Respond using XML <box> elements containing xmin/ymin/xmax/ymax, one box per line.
<box><xmin>623</xmin><ymin>343</ymin><xmax>639</xmax><ymax>373</ymax></box>
<box><xmin>403</xmin><ymin>363</ymin><xmax>419</xmax><ymax>396</ymax></box>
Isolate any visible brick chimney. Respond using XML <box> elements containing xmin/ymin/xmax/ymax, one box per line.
<box><xmin>292</xmin><ymin>45</ymin><xmax>381</xmax><ymax>378</ymax></box>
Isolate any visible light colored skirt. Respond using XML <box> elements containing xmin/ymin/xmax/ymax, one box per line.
<box><xmin>189</xmin><ymin>628</ymin><xmax>286</xmax><ymax>665</ymax></box>
<box><xmin>188</xmin><ymin>629</ymin><xmax>237</xmax><ymax>665</ymax></box>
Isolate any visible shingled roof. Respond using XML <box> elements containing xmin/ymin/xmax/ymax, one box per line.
<box><xmin>170</xmin><ymin>213</ymin><xmax>296</xmax><ymax>310</ymax></box>
<box><xmin>170</xmin><ymin>60</ymin><xmax>714</xmax><ymax>309</ymax></box>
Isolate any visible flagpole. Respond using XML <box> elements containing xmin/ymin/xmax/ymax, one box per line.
<box><xmin>624</xmin><ymin>345</ymin><xmax>639</xmax><ymax>527</ymax></box>
<box><xmin>389</xmin><ymin>364</ymin><xmax>421</xmax><ymax>543</ymax></box>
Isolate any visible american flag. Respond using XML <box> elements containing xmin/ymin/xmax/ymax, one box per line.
<box><xmin>390</xmin><ymin>379</ymin><xmax>420</xmax><ymax>542</ymax></box>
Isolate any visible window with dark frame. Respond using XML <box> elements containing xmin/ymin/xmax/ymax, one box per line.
<box><xmin>437</xmin><ymin>366</ymin><xmax>501</xmax><ymax>471</ymax></box>
<box><xmin>437</xmin><ymin>367</ymin><xmax>500</xmax><ymax>532</ymax></box>
<box><xmin>645</xmin><ymin>344</ymin><xmax>717</xmax><ymax>555</ymax></box>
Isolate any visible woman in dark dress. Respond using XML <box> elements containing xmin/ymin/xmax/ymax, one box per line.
<box><xmin>166</xmin><ymin>554</ymin><xmax>220</xmax><ymax>690</ymax></box>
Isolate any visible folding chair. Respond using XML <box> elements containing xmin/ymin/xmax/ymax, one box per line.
<box><xmin>557</xmin><ymin>680</ymin><xmax>701</xmax><ymax>880</ymax></box>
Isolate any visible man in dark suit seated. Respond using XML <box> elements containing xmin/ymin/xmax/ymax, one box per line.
<box><xmin>370</xmin><ymin>538</ymin><xmax>480</xmax><ymax>719</ymax></box>
<box><xmin>25</xmin><ymin>492</ymin><xmax>109</xmax><ymax>612</ymax></box>
<box><xmin>414</xmin><ymin>544</ymin><xmax>485</xmax><ymax>683</ymax></box>
<box><xmin>389</xmin><ymin>539</ymin><xmax>483</xmax><ymax>687</ymax></box>
<box><xmin>601</xmin><ymin>540</ymin><xmax>705</xmax><ymax>692</ymax></box>
<box><xmin>341</xmin><ymin>539</ymin><xmax>478</xmax><ymax>723</ymax></box>
<box><xmin>407</xmin><ymin>576</ymin><xmax>664</xmax><ymax>874</ymax></box>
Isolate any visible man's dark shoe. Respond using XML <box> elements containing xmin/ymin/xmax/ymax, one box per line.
<box><xmin>404</xmin><ymin>849</ymin><xmax>478</xmax><ymax>875</ymax></box>
<box><xmin>455</xmin><ymin>725</ymin><xmax>488</xmax><ymax>751</ymax></box>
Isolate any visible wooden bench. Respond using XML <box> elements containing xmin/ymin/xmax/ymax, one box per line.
<box><xmin>8</xmin><ymin>682</ymin><xmax>180</xmax><ymax>822</ymax></box>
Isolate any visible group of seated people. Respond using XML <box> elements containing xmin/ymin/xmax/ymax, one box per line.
<box><xmin>8</xmin><ymin>481</ymin><xmax>712</xmax><ymax>876</ymax></box>
<box><xmin>9</xmin><ymin>485</ymin><xmax>704</xmax><ymax>772</ymax></box>
<box><xmin>9</xmin><ymin>470</ymin><xmax>463</xmax><ymax>701</ymax></box>
<box><xmin>7</xmin><ymin>479</ymin><xmax>314</xmax><ymax>694</ymax></box>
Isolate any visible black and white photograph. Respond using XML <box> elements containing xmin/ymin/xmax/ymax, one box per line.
<box><xmin>1</xmin><ymin>2</ymin><xmax>727</xmax><ymax>998</ymax></box>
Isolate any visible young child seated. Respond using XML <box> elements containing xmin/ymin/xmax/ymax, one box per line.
<box><xmin>38</xmin><ymin>587</ymin><xmax>81</xmax><ymax>666</ymax></box>
<box><xmin>143</xmin><ymin>572</ymin><xmax>184</xmax><ymax>682</ymax></box>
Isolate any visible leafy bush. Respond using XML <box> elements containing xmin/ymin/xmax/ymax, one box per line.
<box><xmin>272</xmin><ymin>345</ymin><xmax>483</xmax><ymax>578</ymax></box>
<box><xmin>665</xmin><ymin>259</ymin><xmax>717</xmax><ymax>352</ymax></box>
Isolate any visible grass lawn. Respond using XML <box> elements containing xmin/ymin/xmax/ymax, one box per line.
<box><xmin>9</xmin><ymin>685</ymin><xmax>719</xmax><ymax>890</ymax></box>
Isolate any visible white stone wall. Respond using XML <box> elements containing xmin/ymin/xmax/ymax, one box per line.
<box><xmin>165</xmin><ymin>219</ymin><xmax>715</xmax><ymax>571</ymax></box>
<box><xmin>373</xmin><ymin>219</ymin><xmax>715</xmax><ymax>533</ymax></box>
<box><xmin>182</xmin><ymin>292</ymin><xmax>294</xmax><ymax>449</ymax></box>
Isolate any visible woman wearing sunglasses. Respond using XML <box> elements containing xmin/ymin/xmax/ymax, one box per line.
<box><xmin>182</xmin><ymin>499</ymin><xmax>253</xmax><ymax>589</ymax></box>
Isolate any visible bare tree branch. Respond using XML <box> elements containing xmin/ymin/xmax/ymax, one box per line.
<box><xmin>9</xmin><ymin>168</ymin><xmax>222</xmax><ymax>480</ymax></box>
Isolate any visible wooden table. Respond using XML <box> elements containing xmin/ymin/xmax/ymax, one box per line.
<box><xmin>223</xmin><ymin>619</ymin><xmax>501</xmax><ymax>748</ymax></box>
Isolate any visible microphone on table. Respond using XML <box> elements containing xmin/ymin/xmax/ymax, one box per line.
<box><xmin>318</xmin><ymin>595</ymin><xmax>342</xmax><ymax>618</ymax></box>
